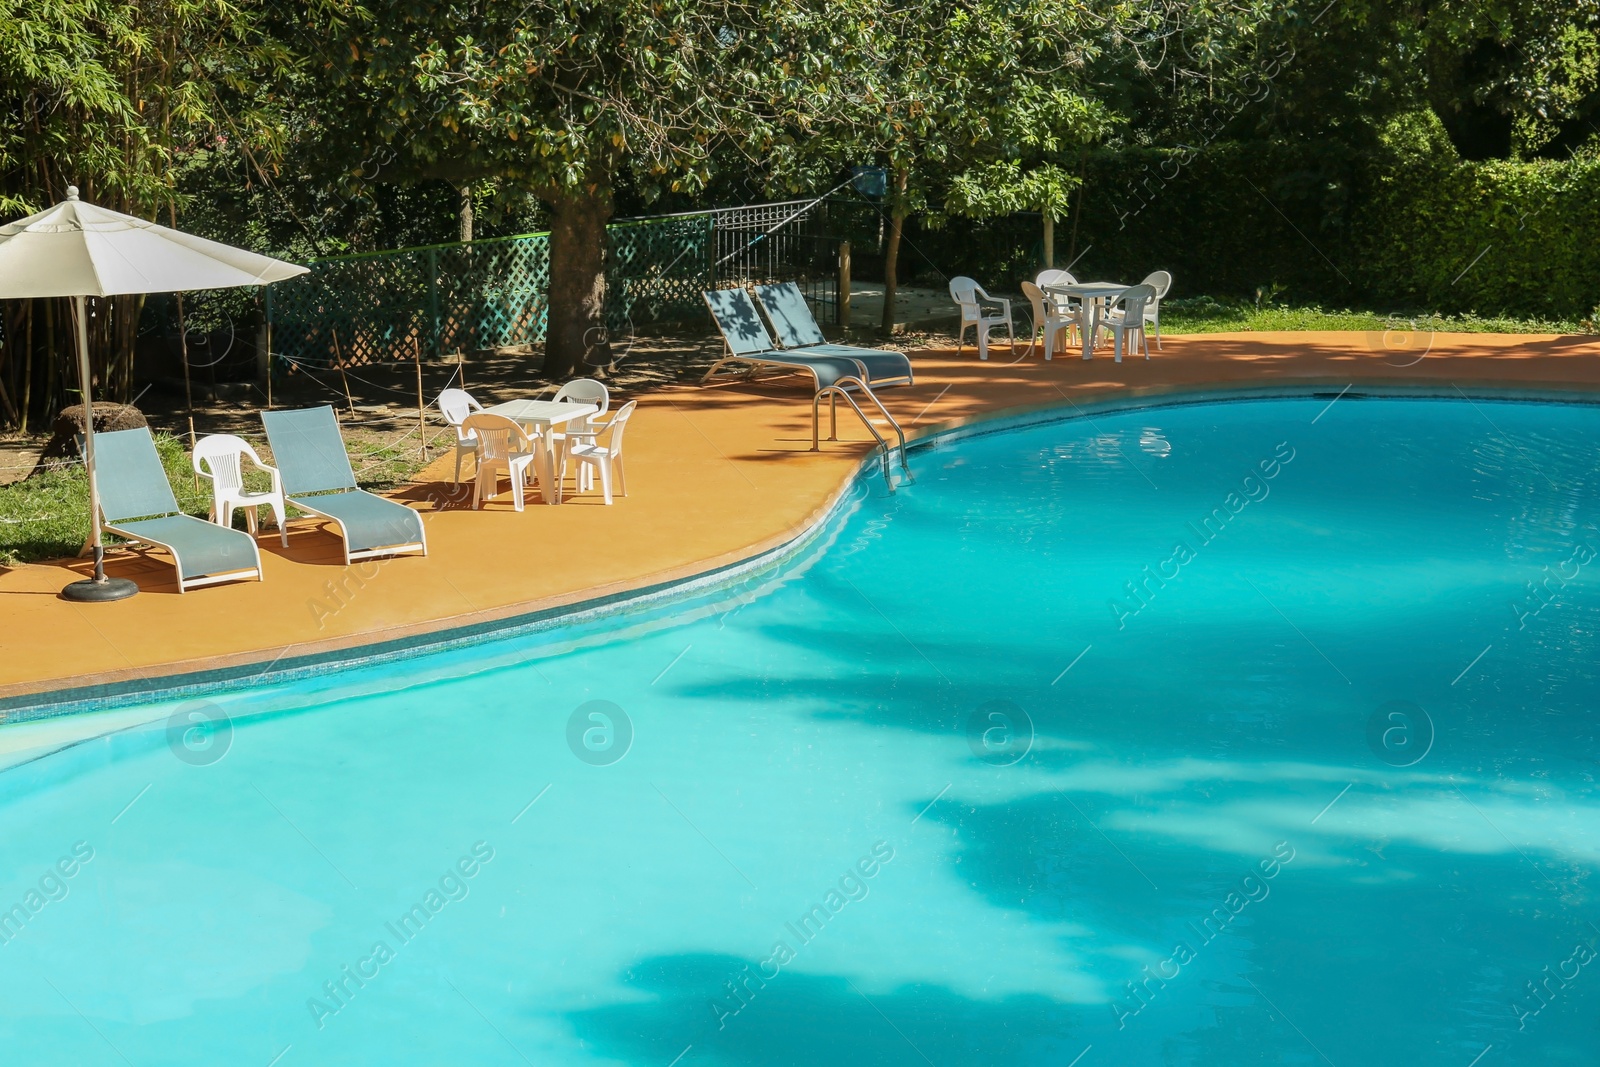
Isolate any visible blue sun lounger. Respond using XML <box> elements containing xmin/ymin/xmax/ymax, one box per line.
<box><xmin>702</xmin><ymin>287</ymin><xmax>912</xmax><ymax>489</ymax></box>
<box><xmin>261</xmin><ymin>406</ymin><xmax>427</xmax><ymax>564</ymax></box>
<box><xmin>752</xmin><ymin>282</ymin><xmax>914</xmax><ymax>387</ymax></box>
<box><xmin>95</xmin><ymin>428</ymin><xmax>263</xmax><ymax>592</ymax></box>
<box><xmin>702</xmin><ymin>288</ymin><xmax>873</xmax><ymax>392</ymax></box>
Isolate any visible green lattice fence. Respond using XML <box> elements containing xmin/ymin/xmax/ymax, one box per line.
<box><xmin>266</xmin><ymin>213</ymin><xmax>713</xmax><ymax>371</ymax></box>
<box><xmin>609</xmin><ymin>214</ymin><xmax>714</xmax><ymax>330</ymax></box>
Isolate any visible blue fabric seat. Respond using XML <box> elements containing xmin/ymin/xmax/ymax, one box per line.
<box><xmin>702</xmin><ymin>287</ymin><xmax>914</xmax><ymax>486</ymax></box>
<box><xmin>261</xmin><ymin>406</ymin><xmax>427</xmax><ymax>564</ymax></box>
<box><xmin>702</xmin><ymin>288</ymin><xmax>870</xmax><ymax>392</ymax></box>
<box><xmin>95</xmin><ymin>428</ymin><xmax>263</xmax><ymax>592</ymax></box>
<box><xmin>752</xmin><ymin>282</ymin><xmax>914</xmax><ymax>386</ymax></box>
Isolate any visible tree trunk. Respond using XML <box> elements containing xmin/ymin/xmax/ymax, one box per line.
<box><xmin>1066</xmin><ymin>158</ymin><xmax>1086</xmax><ymax>268</ymax></box>
<box><xmin>544</xmin><ymin>182</ymin><xmax>614</xmax><ymax>380</ymax></box>
<box><xmin>460</xmin><ymin>186</ymin><xmax>474</xmax><ymax>243</ymax></box>
<box><xmin>880</xmin><ymin>167</ymin><xmax>909</xmax><ymax>335</ymax></box>
<box><xmin>176</xmin><ymin>292</ymin><xmax>193</xmax><ymax>416</ymax></box>
<box><xmin>1043</xmin><ymin>214</ymin><xmax>1055</xmax><ymax>270</ymax></box>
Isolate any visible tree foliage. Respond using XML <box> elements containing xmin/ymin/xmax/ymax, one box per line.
<box><xmin>0</xmin><ymin>0</ymin><xmax>294</xmax><ymax>427</ymax></box>
<box><xmin>293</xmin><ymin>0</ymin><xmax>863</xmax><ymax>374</ymax></box>
<box><xmin>804</xmin><ymin>0</ymin><xmax>1119</xmax><ymax>323</ymax></box>
<box><xmin>2</xmin><ymin>0</ymin><xmax>1600</xmax><ymax>430</ymax></box>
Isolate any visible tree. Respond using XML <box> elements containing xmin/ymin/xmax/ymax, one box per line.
<box><xmin>1350</xmin><ymin>0</ymin><xmax>1600</xmax><ymax>159</ymax></box>
<box><xmin>0</xmin><ymin>0</ymin><xmax>292</xmax><ymax>429</ymax></box>
<box><xmin>301</xmin><ymin>0</ymin><xmax>851</xmax><ymax>378</ymax></box>
<box><xmin>946</xmin><ymin>162</ymin><xmax>1080</xmax><ymax>269</ymax></box>
<box><xmin>812</xmin><ymin>0</ymin><xmax>1119</xmax><ymax>330</ymax></box>
<box><xmin>1126</xmin><ymin>0</ymin><xmax>1600</xmax><ymax>160</ymax></box>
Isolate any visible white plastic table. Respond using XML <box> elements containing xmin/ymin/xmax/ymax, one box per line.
<box><xmin>1044</xmin><ymin>281</ymin><xmax>1129</xmax><ymax>360</ymax></box>
<box><xmin>484</xmin><ymin>399</ymin><xmax>600</xmax><ymax>504</ymax></box>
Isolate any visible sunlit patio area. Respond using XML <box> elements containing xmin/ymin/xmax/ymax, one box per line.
<box><xmin>4</xmin><ymin>329</ymin><xmax>1597</xmax><ymax>710</ymax></box>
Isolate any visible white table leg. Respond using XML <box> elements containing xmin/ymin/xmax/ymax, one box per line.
<box><xmin>539</xmin><ymin>430</ymin><xmax>561</xmax><ymax>504</ymax></box>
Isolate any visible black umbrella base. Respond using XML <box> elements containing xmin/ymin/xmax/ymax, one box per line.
<box><xmin>62</xmin><ymin>576</ymin><xmax>140</xmax><ymax>602</ymax></box>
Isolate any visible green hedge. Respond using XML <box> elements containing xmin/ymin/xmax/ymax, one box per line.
<box><xmin>1356</xmin><ymin>154</ymin><xmax>1600</xmax><ymax>318</ymax></box>
<box><xmin>910</xmin><ymin>136</ymin><xmax>1600</xmax><ymax>320</ymax></box>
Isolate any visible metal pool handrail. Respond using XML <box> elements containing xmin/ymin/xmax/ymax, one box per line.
<box><xmin>812</xmin><ymin>377</ymin><xmax>914</xmax><ymax>491</ymax></box>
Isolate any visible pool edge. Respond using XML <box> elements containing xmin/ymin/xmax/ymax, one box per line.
<box><xmin>6</xmin><ymin>379</ymin><xmax>1598</xmax><ymax>720</ymax></box>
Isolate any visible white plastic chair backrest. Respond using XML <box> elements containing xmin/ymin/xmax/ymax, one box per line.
<box><xmin>553</xmin><ymin>378</ymin><xmax>610</xmax><ymax>424</ymax></box>
<box><xmin>193</xmin><ymin>434</ymin><xmax>258</xmax><ymax>493</ymax></box>
<box><xmin>461</xmin><ymin>413</ymin><xmax>530</xmax><ymax>463</ymax></box>
<box><xmin>1116</xmin><ymin>283</ymin><xmax>1158</xmax><ymax>322</ymax></box>
<box><xmin>1036</xmin><ymin>269</ymin><xmax>1077</xmax><ymax>289</ymax></box>
<box><xmin>1020</xmin><ymin>282</ymin><xmax>1049</xmax><ymax>327</ymax></box>
<box><xmin>599</xmin><ymin>400</ymin><xmax>637</xmax><ymax>457</ymax></box>
<box><xmin>1141</xmin><ymin>271</ymin><xmax>1172</xmax><ymax>299</ymax></box>
<box><xmin>439</xmin><ymin>389</ymin><xmax>484</xmax><ymax>441</ymax></box>
<box><xmin>949</xmin><ymin>277</ymin><xmax>983</xmax><ymax>321</ymax></box>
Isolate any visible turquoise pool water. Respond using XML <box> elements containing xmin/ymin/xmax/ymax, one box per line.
<box><xmin>3</xmin><ymin>396</ymin><xmax>1599</xmax><ymax>1066</ymax></box>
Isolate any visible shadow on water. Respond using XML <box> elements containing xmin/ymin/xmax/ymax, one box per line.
<box><xmin>906</xmin><ymin>776</ymin><xmax>1600</xmax><ymax>1063</ymax></box>
<box><xmin>567</xmin><ymin>952</ymin><xmax>1081</xmax><ymax>1067</ymax></box>
<box><xmin>562</xmin><ymin>803</ymin><xmax>1597</xmax><ymax>1066</ymax></box>
<box><xmin>665</xmin><ymin>545</ymin><xmax>1600</xmax><ymax>779</ymax></box>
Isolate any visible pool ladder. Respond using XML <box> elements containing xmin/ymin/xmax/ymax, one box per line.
<box><xmin>812</xmin><ymin>378</ymin><xmax>914</xmax><ymax>492</ymax></box>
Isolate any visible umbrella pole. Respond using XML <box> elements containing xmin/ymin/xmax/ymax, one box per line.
<box><xmin>63</xmin><ymin>294</ymin><xmax>137</xmax><ymax>602</ymax></box>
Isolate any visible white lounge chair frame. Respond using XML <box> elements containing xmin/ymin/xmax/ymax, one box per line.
<box><xmin>701</xmin><ymin>289</ymin><xmax>912</xmax><ymax>491</ymax></box>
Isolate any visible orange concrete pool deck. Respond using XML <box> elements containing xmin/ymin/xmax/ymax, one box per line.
<box><xmin>4</xmin><ymin>329</ymin><xmax>1600</xmax><ymax>708</ymax></box>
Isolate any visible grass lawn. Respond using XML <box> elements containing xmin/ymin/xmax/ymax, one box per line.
<box><xmin>1159</xmin><ymin>296</ymin><xmax>1588</xmax><ymax>335</ymax></box>
<box><xmin>0</xmin><ymin>429</ymin><xmax>439</xmax><ymax>567</ymax></box>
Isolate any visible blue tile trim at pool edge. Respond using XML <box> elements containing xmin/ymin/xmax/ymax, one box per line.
<box><xmin>6</xmin><ymin>380</ymin><xmax>1599</xmax><ymax>723</ymax></box>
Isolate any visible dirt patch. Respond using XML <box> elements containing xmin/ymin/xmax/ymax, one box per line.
<box><xmin>0</xmin><ymin>439</ymin><xmax>42</xmax><ymax>486</ymax></box>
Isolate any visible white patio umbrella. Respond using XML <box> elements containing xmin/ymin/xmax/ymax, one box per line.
<box><xmin>0</xmin><ymin>186</ymin><xmax>308</xmax><ymax>601</ymax></box>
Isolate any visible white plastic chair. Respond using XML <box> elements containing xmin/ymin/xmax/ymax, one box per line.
<box><xmin>563</xmin><ymin>400</ymin><xmax>635</xmax><ymax>505</ymax></box>
<box><xmin>1035</xmin><ymin>268</ymin><xmax>1080</xmax><ymax>318</ymax></box>
<box><xmin>438</xmin><ymin>388</ymin><xmax>485</xmax><ymax>482</ymax></box>
<box><xmin>462</xmin><ymin>413</ymin><xmax>541</xmax><ymax>511</ymax></box>
<box><xmin>551</xmin><ymin>378</ymin><xmax>610</xmax><ymax>492</ymax></box>
<box><xmin>949</xmin><ymin>276</ymin><xmax>1014</xmax><ymax>360</ymax></box>
<box><xmin>1140</xmin><ymin>271</ymin><xmax>1172</xmax><ymax>349</ymax></box>
<box><xmin>553</xmin><ymin>377</ymin><xmax>610</xmax><ymax>419</ymax></box>
<box><xmin>192</xmin><ymin>434</ymin><xmax>288</xmax><ymax>546</ymax></box>
<box><xmin>1097</xmin><ymin>283</ymin><xmax>1158</xmax><ymax>362</ymax></box>
<box><xmin>1020</xmin><ymin>282</ymin><xmax>1080</xmax><ymax>361</ymax></box>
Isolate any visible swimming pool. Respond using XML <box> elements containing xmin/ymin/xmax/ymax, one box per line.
<box><xmin>3</xmin><ymin>396</ymin><xmax>1598</xmax><ymax>1065</ymax></box>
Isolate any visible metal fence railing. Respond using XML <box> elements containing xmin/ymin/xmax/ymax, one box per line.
<box><xmin>265</xmin><ymin>197</ymin><xmax>869</xmax><ymax>372</ymax></box>
<box><xmin>711</xmin><ymin>199</ymin><xmax>843</xmax><ymax>326</ymax></box>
